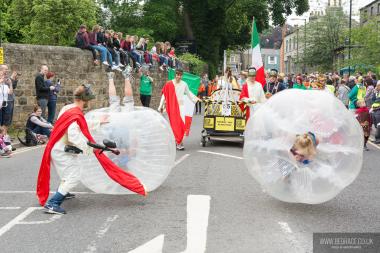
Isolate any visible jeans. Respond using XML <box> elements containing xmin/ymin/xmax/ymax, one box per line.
<box><xmin>37</xmin><ymin>98</ymin><xmax>48</xmax><ymax>119</ymax></box>
<box><xmin>47</xmin><ymin>99</ymin><xmax>57</xmax><ymax>123</ymax></box>
<box><xmin>131</xmin><ymin>50</ymin><xmax>142</xmax><ymax>65</ymax></box>
<box><xmin>32</xmin><ymin>125</ymin><xmax>51</xmax><ymax>137</ymax></box>
<box><xmin>90</xmin><ymin>45</ymin><xmax>108</xmax><ymax>63</ymax></box>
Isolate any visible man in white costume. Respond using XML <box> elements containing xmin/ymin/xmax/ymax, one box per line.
<box><xmin>158</xmin><ymin>69</ymin><xmax>200</xmax><ymax>150</ymax></box>
<box><xmin>239</xmin><ymin>67</ymin><xmax>267</xmax><ymax>120</ymax></box>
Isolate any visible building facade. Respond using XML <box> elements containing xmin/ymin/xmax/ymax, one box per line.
<box><xmin>360</xmin><ymin>0</ymin><xmax>380</xmax><ymax>25</ymax></box>
<box><xmin>261</xmin><ymin>48</ymin><xmax>280</xmax><ymax>72</ymax></box>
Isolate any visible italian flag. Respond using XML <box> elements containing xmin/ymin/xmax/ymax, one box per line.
<box><xmin>251</xmin><ymin>18</ymin><xmax>266</xmax><ymax>86</ymax></box>
<box><xmin>168</xmin><ymin>69</ymin><xmax>201</xmax><ymax>136</ymax></box>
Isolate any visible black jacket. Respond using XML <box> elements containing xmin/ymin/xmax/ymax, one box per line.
<box><xmin>35</xmin><ymin>74</ymin><xmax>49</xmax><ymax>99</ymax></box>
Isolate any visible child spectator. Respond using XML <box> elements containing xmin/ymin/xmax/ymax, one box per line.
<box><xmin>0</xmin><ymin>126</ymin><xmax>12</xmax><ymax>158</ymax></box>
<box><xmin>89</xmin><ymin>25</ymin><xmax>112</xmax><ymax>66</ymax></box>
<box><xmin>116</xmin><ymin>32</ymin><xmax>129</xmax><ymax>66</ymax></box>
<box><xmin>75</xmin><ymin>25</ymin><xmax>99</xmax><ymax>65</ymax></box>
<box><xmin>356</xmin><ymin>100</ymin><xmax>371</xmax><ymax>151</ymax></box>
<box><xmin>138</xmin><ymin>67</ymin><xmax>153</xmax><ymax>107</ymax></box>
<box><xmin>104</xmin><ymin>30</ymin><xmax>122</xmax><ymax>71</ymax></box>
<box><xmin>46</xmin><ymin>72</ymin><xmax>61</xmax><ymax>124</ymax></box>
<box><xmin>112</xmin><ymin>32</ymin><xmax>125</xmax><ymax>67</ymax></box>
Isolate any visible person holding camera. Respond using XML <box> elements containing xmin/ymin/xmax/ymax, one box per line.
<box><xmin>45</xmin><ymin>72</ymin><xmax>61</xmax><ymax>124</ymax></box>
<box><xmin>35</xmin><ymin>65</ymin><xmax>54</xmax><ymax>119</ymax></box>
<box><xmin>0</xmin><ymin>64</ymin><xmax>14</xmax><ymax>134</ymax></box>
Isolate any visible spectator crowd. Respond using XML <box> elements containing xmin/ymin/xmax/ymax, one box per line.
<box><xmin>75</xmin><ymin>24</ymin><xmax>180</xmax><ymax>72</ymax></box>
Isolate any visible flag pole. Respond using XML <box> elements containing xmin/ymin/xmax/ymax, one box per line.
<box><xmin>250</xmin><ymin>16</ymin><xmax>255</xmax><ymax>68</ymax></box>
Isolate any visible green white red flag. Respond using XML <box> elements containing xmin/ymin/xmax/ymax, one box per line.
<box><xmin>251</xmin><ymin>18</ymin><xmax>266</xmax><ymax>86</ymax></box>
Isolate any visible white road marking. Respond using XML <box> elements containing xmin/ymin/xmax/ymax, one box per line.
<box><xmin>197</xmin><ymin>150</ymin><xmax>243</xmax><ymax>160</ymax></box>
<box><xmin>0</xmin><ymin>207</ymin><xmax>21</xmax><ymax>210</ymax></box>
<box><xmin>278</xmin><ymin>221</ymin><xmax>305</xmax><ymax>252</ymax></box>
<box><xmin>84</xmin><ymin>215</ymin><xmax>119</xmax><ymax>253</ymax></box>
<box><xmin>181</xmin><ymin>195</ymin><xmax>211</xmax><ymax>253</ymax></box>
<box><xmin>368</xmin><ymin>141</ymin><xmax>380</xmax><ymax>150</ymax></box>
<box><xmin>11</xmin><ymin>145</ymin><xmax>44</xmax><ymax>155</ymax></box>
<box><xmin>0</xmin><ymin>190</ymin><xmax>96</xmax><ymax>195</ymax></box>
<box><xmin>175</xmin><ymin>154</ymin><xmax>190</xmax><ymax>167</ymax></box>
<box><xmin>278</xmin><ymin>221</ymin><xmax>293</xmax><ymax>233</ymax></box>
<box><xmin>128</xmin><ymin>235</ymin><xmax>165</xmax><ymax>253</ymax></box>
<box><xmin>0</xmin><ymin>207</ymin><xmax>61</xmax><ymax>237</ymax></box>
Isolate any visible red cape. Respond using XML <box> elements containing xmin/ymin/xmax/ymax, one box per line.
<box><xmin>239</xmin><ymin>83</ymin><xmax>250</xmax><ymax>120</ymax></box>
<box><xmin>36</xmin><ymin>106</ymin><xmax>146</xmax><ymax>206</ymax></box>
<box><xmin>162</xmin><ymin>80</ymin><xmax>185</xmax><ymax>144</ymax></box>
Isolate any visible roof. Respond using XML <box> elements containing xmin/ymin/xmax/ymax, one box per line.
<box><xmin>359</xmin><ymin>0</ymin><xmax>380</xmax><ymax>11</ymax></box>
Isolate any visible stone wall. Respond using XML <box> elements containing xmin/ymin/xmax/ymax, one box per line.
<box><xmin>3</xmin><ymin>43</ymin><xmax>170</xmax><ymax>128</ymax></box>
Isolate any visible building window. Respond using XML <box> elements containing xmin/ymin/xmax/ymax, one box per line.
<box><xmin>371</xmin><ymin>6</ymin><xmax>374</xmax><ymax>16</ymax></box>
<box><xmin>289</xmin><ymin>38</ymin><xmax>292</xmax><ymax>51</ymax></box>
<box><xmin>293</xmin><ymin>39</ymin><xmax>296</xmax><ymax>51</ymax></box>
<box><xmin>230</xmin><ymin>55</ymin><xmax>236</xmax><ymax>63</ymax></box>
<box><xmin>268</xmin><ymin>56</ymin><xmax>277</xmax><ymax>65</ymax></box>
<box><xmin>378</xmin><ymin>3</ymin><xmax>380</xmax><ymax>14</ymax></box>
<box><xmin>286</xmin><ymin>41</ymin><xmax>288</xmax><ymax>53</ymax></box>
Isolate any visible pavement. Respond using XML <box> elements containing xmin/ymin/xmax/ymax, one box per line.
<box><xmin>0</xmin><ymin>114</ymin><xmax>380</xmax><ymax>253</ymax></box>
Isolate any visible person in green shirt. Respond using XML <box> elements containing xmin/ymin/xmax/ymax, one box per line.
<box><xmin>293</xmin><ymin>76</ymin><xmax>308</xmax><ymax>90</ymax></box>
<box><xmin>348</xmin><ymin>76</ymin><xmax>366</xmax><ymax>110</ymax></box>
<box><xmin>139</xmin><ymin>68</ymin><xmax>153</xmax><ymax>107</ymax></box>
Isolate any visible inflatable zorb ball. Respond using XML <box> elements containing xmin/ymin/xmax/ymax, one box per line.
<box><xmin>80</xmin><ymin>107</ymin><xmax>176</xmax><ymax>194</ymax></box>
<box><xmin>244</xmin><ymin>89</ymin><xmax>363</xmax><ymax>204</ymax></box>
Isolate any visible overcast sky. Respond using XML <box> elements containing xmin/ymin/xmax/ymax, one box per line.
<box><xmin>287</xmin><ymin>0</ymin><xmax>375</xmax><ymax>25</ymax></box>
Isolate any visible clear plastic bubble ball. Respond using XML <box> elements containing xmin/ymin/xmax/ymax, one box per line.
<box><xmin>243</xmin><ymin>89</ymin><xmax>363</xmax><ymax>204</ymax></box>
<box><xmin>79</xmin><ymin>106</ymin><xmax>176</xmax><ymax>194</ymax></box>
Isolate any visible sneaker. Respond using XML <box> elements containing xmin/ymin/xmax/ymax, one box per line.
<box><xmin>102</xmin><ymin>61</ymin><xmax>110</xmax><ymax>66</ymax></box>
<box><xmin>176</xmin><ymin>143</ymin><xmax>185</xmax><ymax>151</ymax></box>
<box><xmin>111</xmin><ymin>65</ymin><xmax>118</xmax><ymax>70</ymax></box>
<box><xmin>107</xmin><ymin>72</ymin><xmax>115</xmax><ymax>80</ymax></box>
<box><xmin>115</xmin><ymin>67</ymin><xmax>122</xmax><ymax>72</ymax></box>
<box><xmin>43</xmin><ymin>204</ymin><xmax>66</xmax><ymax>215</ymax></box>
<box><xmin>0</xmin><ymin>153</ymin><xmax>11</xmax><ymax>158</ymax></box>
<box><xmin>65</xmin><ymin>192</ymin><xmax>76</xmax><ymax>199</ymax></box>
<box><xmin>12</xmin><ymin>147</ymin><xmax>16</xmax><ymax>151</ymax></box>
<box><xmin>118</xmin><ymin>63</ymin><xmax>125</xmax><ymax>68</ymax></box>
<box><xmin>364</xmin><ymin>145</ymin><xmax>369</xmax><ymax>151</ymax></box>
<box><xmin>122</xmin><ymin>65</ymin><xmax>133</xmax><ymax>78</ymax></box>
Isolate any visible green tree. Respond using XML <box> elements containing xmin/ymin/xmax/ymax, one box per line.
<box><xmin>143</xmin><ymin>0</ymin><xmax>180</xmax><ymax>42</ymax></box>
<box><xmin>180</xmin><ymin>0</ymin><xmax>309</xmax><ymax>76</ymax></box>
<box><xmin>6</xmin><ymin>0</ymin><xmax>98</xmax><ymax>46</ymax></box>
<box><xmin>5</xmin><ymin>0</ymin><xmax>34</xmax><ymax>43</ymax></box>
<box><xmin>349</xmin><ymin>18</ymin><xmax>380</xmax><ymax>71</ymax></box>
<box><xmin>301</xmin><ymin>7</ymin><xmax>348</xmax><ymax>72</ymax></box>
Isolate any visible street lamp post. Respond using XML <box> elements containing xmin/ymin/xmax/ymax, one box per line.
<box><xmin>291</xmin><ymin>18</ymin><xmax>307</xmax><ymax>74</ymax></box>
<box><xmin>348</xmin><ymin>0</ymin><xmax>352</xmax><ymax>75</ymax></box>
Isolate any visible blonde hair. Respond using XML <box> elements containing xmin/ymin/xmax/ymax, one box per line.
<box><xmin>293</xmin><ymin>133</ymin><xmax>317</xmax><ymax>158</ymax></box>
<box><xmin>74</xmin><ymin>85</ymin><xmax>86</xmax><ymax>99</ymax></box>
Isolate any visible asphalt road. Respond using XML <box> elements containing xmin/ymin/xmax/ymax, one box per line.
<box><xmin>0</xmin><ymin>114</ymin><xmax>379</xmax><ymax>253</ymax></box>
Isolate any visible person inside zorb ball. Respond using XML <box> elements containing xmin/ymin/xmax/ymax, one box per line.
<box><xmin>80</xmin><ymin>68</ymin><xmax>176</xmax><ymax>194</ymax></box>
<box><xmin>243</xmin><ymin>89</ymin><xmax>363</xmax><ymax>204</ymax></box>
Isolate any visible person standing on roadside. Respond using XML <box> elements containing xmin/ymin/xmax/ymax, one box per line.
<box><xmin>35</xmin><ymin>65</ymin><xmax>54</xmax><ymax>119</ymax></box>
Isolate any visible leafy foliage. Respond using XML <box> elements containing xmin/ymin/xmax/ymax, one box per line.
<box><xmin>5</xmin><ymin>0</ymin><xmax>98</xmax><ymax>46</ymax></box>
<box><xmin>301</xmin><ymin>8</ymin><xmax>348</xmax><ymax>72</ymax></box>
<box><xmin>177</xmin><ymin>53</ymin><xmax>207</xmax><ymax>76</ymax></box>
<box><xmin>349</xmin><ymin>18</ymin><xmax>380</xmax><ymax>72</ymax></box>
